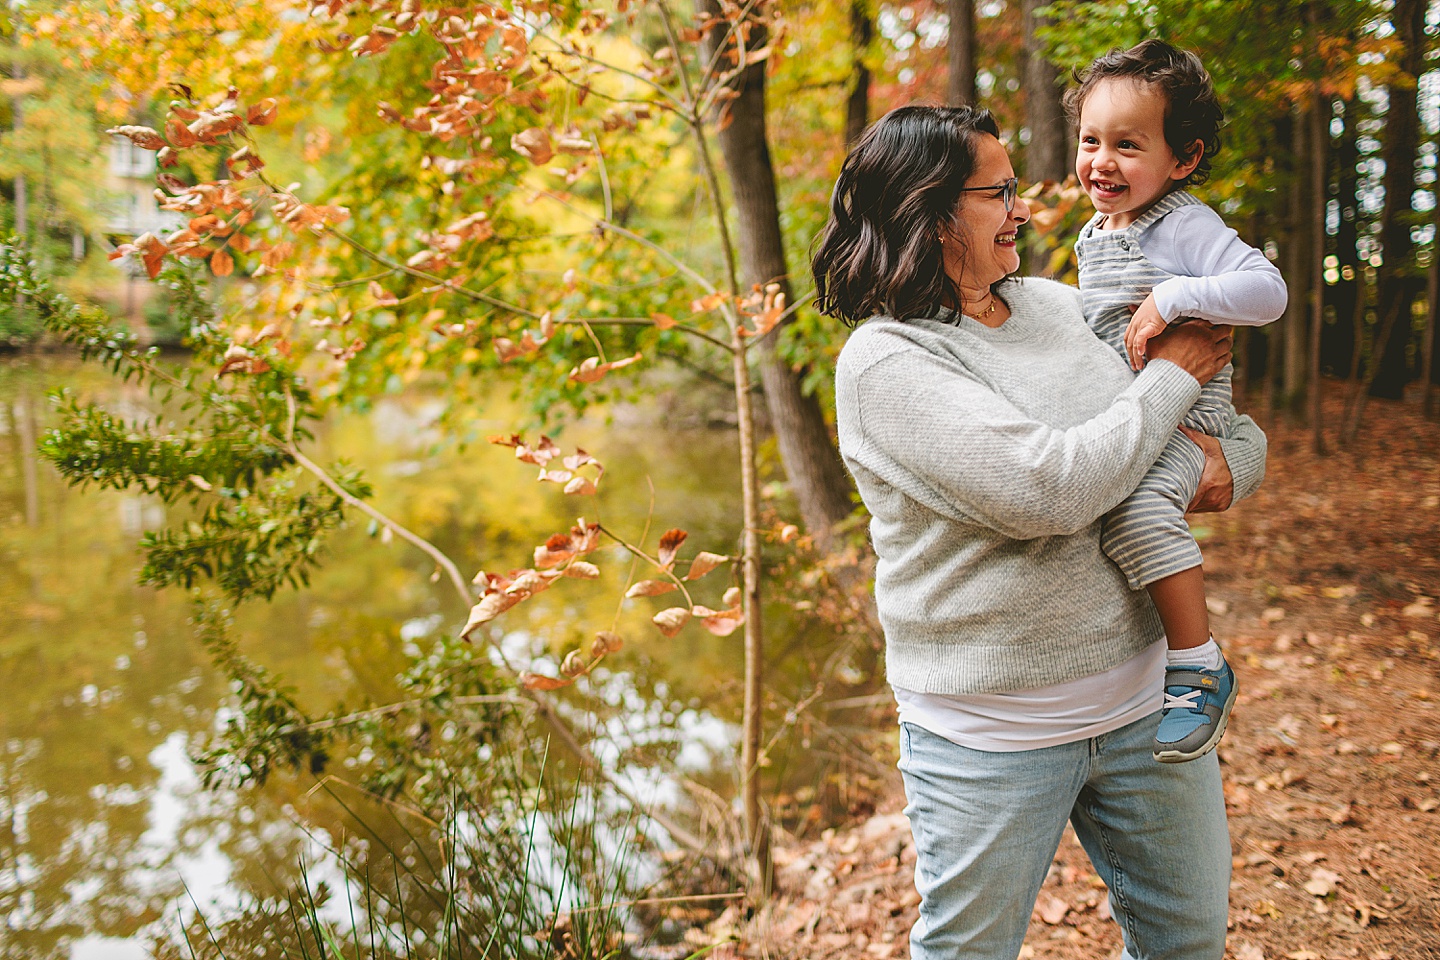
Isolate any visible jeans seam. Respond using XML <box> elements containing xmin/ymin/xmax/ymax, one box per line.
<box><xmin>1091</xmin><ymin>797</ymin><xmax>1143</xmax><ymax>957</ymax></box>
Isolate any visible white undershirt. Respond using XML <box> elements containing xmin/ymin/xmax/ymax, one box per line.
<box><xmin>893</xmin><ymin>640</ymin><xmax>1165</xmax><ymax>752</ymax></box>
<box><xmin>1100</xmin><ymin>202</ymin><xmax>1288</xmax><ymax>327</ymax></box>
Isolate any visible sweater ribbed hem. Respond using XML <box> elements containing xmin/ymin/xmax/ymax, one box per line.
<box><xmin>1219</xmin><ymin>420</ymin><xmax>1267</xmax><ymax>503</ymax></box>
<box><xmin>883</xmin><ymin>601</ymin><xmax>1164</xmax><ymax>695</ymax></box>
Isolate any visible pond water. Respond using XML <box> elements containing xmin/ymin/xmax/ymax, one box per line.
<box><xmin>0</xmin><ymin>354</ymin><xmax>885</xmax><ymax>958</ymax></box>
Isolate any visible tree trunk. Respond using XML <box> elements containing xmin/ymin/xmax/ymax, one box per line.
<box><xmin>1328</xmin><ymin>99</ymin><xmax>1362</xmax><ymax>379</ymax></box>
<box><xmin>1021</xmin><ymin>0</ymin><xmax>1067</xmax><ymax>183</ymax></box>
<box><xmin>1343</xmin><ymin>293</ymin><xmax>1404</xmax><ymax>444</ymax></box>
<box><xmin>1309</xmin><ymin>91</ymin><xmax>1328</xmax><ymax>453</ymax></box>
<box><xmin>16</xmin><ymin>390</ymin><xmax>39</xmax><ymax>528</ymax></box>
<box><xmin>10</xmin><ymin>63</ymin><xmax>25</xmax><ymax>240</ymax></box>
<box><xmin>729</xmin><ymin>325</ymin><xmax>771</xmax><ymax>897</ymax></box>
<box><xmin>845</xmin><ymin>0</ymin><xmax>872</xmax><ymax>147</ymax></box>
<box><xmin>695</xmin><ymin>0</ymin><xmax>865</xmax><ymax>895</ymax></box>
<box><xmin>1283</xmin><ymin>102</ymin><xmax>1312</xmax><ymax>414</ymax></box>
<box><xmin>1369</xmin><ymin>0</ymin><xmax>1424</xmax><ymax>400</ymax></box>
<box><xmin>947</xmin><ymin>0</ymin><xmax>977</xmax><ymax>107</ymax></box>
<box><xmin>1425</xmin><ymin>146</ymin><xmax>1439</xmax><ymax>419</ymax></box>
<box><xmin>699</xmin><ymin>0</ymin><xmax>856</xmax><ymax>554</ymax></box>
<box><xmin>1424</xmin><ymin>224</ymin><xmax>1437</xmax><ymax>418</ymax></box>
<box><xmin>1021</xmin><ymin>0</ymin><xmax>1069</xmax><ymax>276</ymax></box>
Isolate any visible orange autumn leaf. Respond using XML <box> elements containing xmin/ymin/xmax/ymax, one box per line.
<box><xmin>684</xmin><ymin>551</ymin><xmax>729</xmax><ymax>581</ymax></box>
<box><xmin>210</xmin><ymin>248</ymin><xmax>234</xmax><ymax>277</ymax></box>
<box><xmin>519</xmin><ymin>671</ymin><xmax>574</xmax><ymax>691</ymax></box>
<box><xmin>568</xmin><ymin>352</ymin><xmax>642</xmax><ymax>384</ymax></box>
<box><xmin>626</xmin><ymin>579</ymin><xmax>678</xmax><ymax>598</ymax></box>
<box><xmin>657</xmin><ymin>528</ymin><xmax>688</xmax><ymax>569</ymax></box>
<box><xmin>652</xmin><ymin>606</ymin><xmax>692</xmax><ymax>637</ymax></box>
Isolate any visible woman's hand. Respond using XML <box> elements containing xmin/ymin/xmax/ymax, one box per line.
<box><xmin>1180</xmin><ymin>426</ymin><xmax>1234</xmax><ymax>513</ymax></box>
<box><xmin>1146</xmin><ymin>320</ymin><xmax>1232</xmax><ymax>385</ymax></box>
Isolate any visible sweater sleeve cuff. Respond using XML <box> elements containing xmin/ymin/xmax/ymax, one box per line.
<box><xmin>1218</xmin><ymin>415</ymin><xmax>1268</xmax><ymax>503</ymax></box>
<box><xmin>1132</xmin><ymin>358</ymin><xmax>1203</xmax><ymax>418</ymax></box>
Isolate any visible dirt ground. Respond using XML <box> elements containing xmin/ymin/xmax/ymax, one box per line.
<box><xmin>708</xmin><ymin>386</ymin><xmax>1440</xmax><ymax>960</ymax></box>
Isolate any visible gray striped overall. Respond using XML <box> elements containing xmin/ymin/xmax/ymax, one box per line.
<box><xmin>1075</xmin><ymin>190</ymin><xmax>1232</xmax><ymax>589</ymax></box>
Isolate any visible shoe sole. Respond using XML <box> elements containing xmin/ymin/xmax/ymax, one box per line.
<box><xmin>1153</xmin><ymin>679</ymin><xmax>1239</xmax><ymax>764</ymax></box>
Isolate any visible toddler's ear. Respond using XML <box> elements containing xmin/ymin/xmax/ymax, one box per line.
<box><xmin>1173</xmin><ymin>140</ymin><xmax>1204</xmax><ymax>181</ymax></box>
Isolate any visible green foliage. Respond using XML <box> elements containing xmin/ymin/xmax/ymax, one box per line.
<box><xmin>138</xmin><ymin>474</ymin><xmax>352</xmax><ymax>599</ymax></box>
<box><xmin>163</xmin><ymin>725</ymin><xmax>650</xmax><ymax>959</ymax></box>
<box><xmin>192</xmin><ymin>602</ymin><xmax>332</xmax><ymax>787</ymax></box>
<box><xmin>0</xmin><ymin>242</ymin><xmax>360</xmax><ymax>604</ymax></box>
<box><xmin>0</xmin><ymin>298</ymin><xmax>43</xmax><ymax>345</ymax></box>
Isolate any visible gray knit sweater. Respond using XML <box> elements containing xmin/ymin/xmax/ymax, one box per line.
<box><xmin>835</xmin><ymin>278</ymin><xmax>1266</xmax><ymax>695</ymax></box>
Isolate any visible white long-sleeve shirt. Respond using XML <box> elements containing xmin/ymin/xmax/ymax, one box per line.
<box><xmin>1137</xmin><ymin>202</ymin><xmax>1288</xmax><ymax>326</ymax></box>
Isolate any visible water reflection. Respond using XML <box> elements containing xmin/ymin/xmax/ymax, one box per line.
<box><xmin>0</xmin><ymin>354</ymin><xmax>884</xmax><ymax>957</ymax></box>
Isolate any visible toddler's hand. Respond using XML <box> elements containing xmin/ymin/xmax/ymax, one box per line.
<box><xmin>1124</xmin><ymin>295</ymin><xmax>1168</xmax><ymax>370</ymax></box>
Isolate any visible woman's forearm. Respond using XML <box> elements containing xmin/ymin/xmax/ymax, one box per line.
<box><xmin>849</xmin><ymin>354</ymin><xmax>1203</xmax><ymax>540</ymax></box>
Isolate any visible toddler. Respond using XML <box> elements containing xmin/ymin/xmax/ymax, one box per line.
<box><xmin>1065</xmin><ymin>40</ymin><xmax>1287</xmax><ymax>762</ymax></box>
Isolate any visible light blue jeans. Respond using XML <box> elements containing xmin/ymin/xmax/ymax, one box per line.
<box><xmin>899</xmin><ymin>713</ymin><xmax>1229</xmax><ymax>960</ymax></box>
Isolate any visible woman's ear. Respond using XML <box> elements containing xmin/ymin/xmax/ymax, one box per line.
<box><xmin>1172</xmin><ymin>140</ymin><xmax>1204</xmax><ymax>181</ymax></box>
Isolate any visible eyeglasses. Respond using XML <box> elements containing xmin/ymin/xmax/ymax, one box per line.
<box><xmin>957</xmin><ymin>177</ymin><xmax>1019</xmax><ymax>214</ymax></box>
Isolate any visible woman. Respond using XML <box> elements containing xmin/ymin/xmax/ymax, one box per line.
<box><xmin>812</xmin><ymin>105</ymin><xmax>1263</xmax><ymax>959</ymax></box>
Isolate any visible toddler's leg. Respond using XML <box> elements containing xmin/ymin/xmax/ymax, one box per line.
<box><xmin>1100</xmin><ymin>431</ymin><xmax>1205</xmax><ymax>592</ymax></box>
<box><xmin>1101</xmin><ymin>432</ymin><xmax>1238</xmax><ymax>763</ymax></box>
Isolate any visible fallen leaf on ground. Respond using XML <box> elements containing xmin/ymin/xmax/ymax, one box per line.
<box><xmin>1233</xmin><ymin>942</ymin><xmax>1266</xmax><ymax>960</ymax></box>
<box><xmin>1303</xmin><ymin>867</ymin><xmax>1340</xmax><ymax>897</ymax></box>
<box><xmin>1034</xmin><ymin>893</ymin><xmax>1068</xmax><ymax>925</ymax></box>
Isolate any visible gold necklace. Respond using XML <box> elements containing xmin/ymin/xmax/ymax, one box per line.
<box><xmin>968</xmin><ymin>294</ymin><xmax>999</xmax><ymax>321</ymax></box>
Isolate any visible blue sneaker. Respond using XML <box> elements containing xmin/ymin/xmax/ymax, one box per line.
<box><xmin>1153</xmin><ymin>658</ymin><xmax>1237</xmax><ymax>763</ymax></box>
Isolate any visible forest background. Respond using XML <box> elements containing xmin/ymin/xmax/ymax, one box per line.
<box><xmin>1</xmin><ymin>0</ymin><xmax>1437</xmax><ymax>958</ymax></box>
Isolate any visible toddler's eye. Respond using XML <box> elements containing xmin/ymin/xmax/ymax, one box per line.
<box><xmin>1120</xmin><ymin>140</ymin><xmax>1138</xmax><ymax>150</ymax></box>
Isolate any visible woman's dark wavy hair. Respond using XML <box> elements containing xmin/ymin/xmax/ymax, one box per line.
<box><xmin>1062</xmin><ymin>38</ymin><xmax>1223</xmax><ymax>187</ymax></box>
<box><xmin>811</xmin><ymin>105</ymin><xmax>1002</xmax><ymax>327</ymax></box>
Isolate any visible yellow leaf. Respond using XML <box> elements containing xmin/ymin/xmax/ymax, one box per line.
<box><xmin>210</xmin><ymin>248</ymin><xmax>234</xmax><ymax>277</ymax></box>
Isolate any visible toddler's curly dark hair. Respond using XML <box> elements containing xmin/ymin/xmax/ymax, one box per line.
<box><xmin>1062</xmin><ymin>38</ymin><xmax>1223</xmax><ymax>186</ymax></box>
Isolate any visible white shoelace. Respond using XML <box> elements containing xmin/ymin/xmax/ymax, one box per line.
<box><xmin>1163</xmin><ymin>689</ymin><xmax>1205</xmax><ymax>711</ymax></box>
